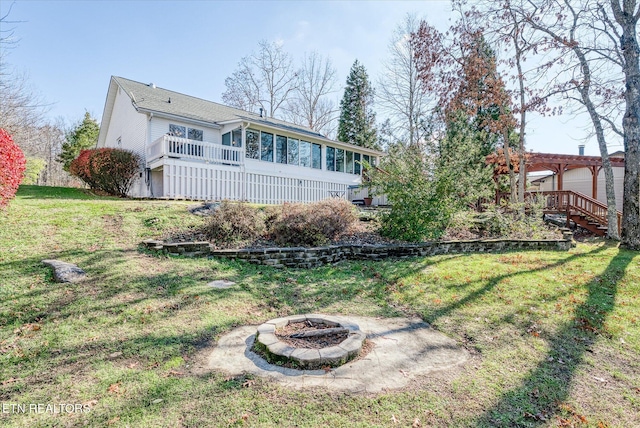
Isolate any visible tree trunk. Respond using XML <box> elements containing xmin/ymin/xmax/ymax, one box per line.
<box><xmin>612</xmin><ymin>1</ymin><xmax>640</xmax><ymax>249</ymax></box>
<box><xmin>514</xmin><ymin>20</ymin><xmax>527</xmax><ymax>205</ymax></box>
<box><xmin>573</xmin><ymin>47</ymin><xmax>620</xmax><ymax>239</ymax></box>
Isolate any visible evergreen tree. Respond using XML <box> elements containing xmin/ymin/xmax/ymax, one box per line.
<box><xmin>58</xmin><ymin>112</ymin><xmax>100</xmax><ymax>171</ymax></box>
<box><xmin>437</xmin><ymin>35</ymin><xmax>514</xmax><ymax>208</ymax></box>
<box><xmin>337</xmin><ymin>60</ymin><xmax>378</xmax><ymax>150</ymax></box>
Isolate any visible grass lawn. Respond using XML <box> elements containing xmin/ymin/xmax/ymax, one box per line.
<box><xmin>1</xmin><ymin>185</ymin><xmax>639</xmax><ymax>427</ymax></box>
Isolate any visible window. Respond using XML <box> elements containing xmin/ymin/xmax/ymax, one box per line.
<box><xmin>326</xmin><ymin>146</ymin><xmax>335</xmax><ymax>171</ymax></box>
<box><xmin>246</xmin><ymin>129</ymin><xmax>260</xmax><ymax>159</ymax></box>
<box><xmin>169</xmin><ymin>124</ymin><xmax>203</xmax><ymax>141</ymax></box>
<box><xmin>354</xmin><ymin>153</ymin><xmax>361</xmax><ymax>174</ymax></box>
<box><xmin>261</xmin><ymin>132</ymin><xmax>274</xmax><ymax>162</ymax></box>
<box><xmin>232</xmin><ymin>129</ymin><xmax>242</xmax><ymax>147</ymax></box>
<box><xmin>287</xmin><ymin>138</ymin><xmax>299</xmax><ymax>165</ymax></box>
<box><xmin>346</xmin><ymin>151</ymin><xmax>354</xmax><ymax>174</ymax></box>
<box><xmin>336</xmin><ymin>148</ymin><xmax>345</xmax><ymax>172</ymax></box>
<box><xmin>222</xmin><ymin>132</ymin><xmax>231</xmax><ymax>146</ymax></box>
<box><xmin>362</xmin><ymin>154</ymin><xmax>370</xmax><ymax>165</ymax></box>
<box><xmin>169</xmin><ymin>124</ymin><xmax>186</xmax><ymax>138</ymax></box>
<box><xmin>188</xmin><ymin>128</ymin><xmax>203</xmax><ymax>141</ymax></box>
<box><xmin>312</xmin><ymin>143</ymin><xmax>321</xmax><ymax>169</ymax></box>
<box><xmin>299</xmin><ymin>141</ymin><xmax>311</xmax><ymax>167</ymax></box>
<box><xmin>276</xmin><ymin>135</ymin><xmax>287</xmax><ymax>164</ymax></box>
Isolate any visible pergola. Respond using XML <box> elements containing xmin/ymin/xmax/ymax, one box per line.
<box><xmin>487</xmin><ymin>151</ymin><xmax>625</xmax><ymax>199</ymax></box>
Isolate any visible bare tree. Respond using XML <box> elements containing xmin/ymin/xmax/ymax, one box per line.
<box><xmin>377</xmin><ymin>13</ymin><xmax>432</xmax><ymax>147</ymax></box>
<box><xmin>495</xmin><ymin>0</ymin><xmax>623</xmax><ymax>238</ymax></box>
<box><xmin>222</xmin><ymin>40</ymin><xmax>298</xmax><ymax>118</ymax></box>
<box><xmin>610</xmin><ymin>0</ymin><xmax>640</xmax><ymax>248</ymax></box>
<box><xmin>284</xmin><ymin>51</ymin><xmax>338</xmax><ymax>136</ymax></box>
<box><xmin>0</xmin><ymin>7</ymin><xmax>45</xmax><ymax>143</ymax></box>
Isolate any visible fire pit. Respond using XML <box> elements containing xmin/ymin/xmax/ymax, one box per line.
<box><xmin>254</xmin><ymin>314</ymin><xmax>366</xmax><ymax>369</ymax></box>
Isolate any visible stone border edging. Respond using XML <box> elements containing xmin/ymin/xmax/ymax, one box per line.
<box><xmin>255</xmin><ymin>314</ymin><xmax>366</xmax><ymax>369</ymax></box>
<box><xmin>142</xmin><ymin>230</ymin><xmax>573</xmax><ymax>268</ymax></box>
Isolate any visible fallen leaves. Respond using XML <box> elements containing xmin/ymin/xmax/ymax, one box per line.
<box><xmin>107</xmin><ymin>382</ymin><xmax>122</xmax><ymax>394</ymax></box>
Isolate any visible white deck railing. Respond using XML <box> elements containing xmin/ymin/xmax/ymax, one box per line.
<box><xmin>147</xmin><ymin>135</ymin><xmax>243</xmax><ymax>166</ymax></box>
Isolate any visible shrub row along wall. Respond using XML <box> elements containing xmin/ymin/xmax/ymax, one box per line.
<box><xmin>143</xmin><ymin>231</ymin><xmax>573</xmax><ymax>268</ymax></box>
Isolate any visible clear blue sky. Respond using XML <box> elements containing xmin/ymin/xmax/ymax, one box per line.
<box><xmin>2</xmin><ymin>0</ymin><xmax>621</xmax><ymax>156</ymax></box>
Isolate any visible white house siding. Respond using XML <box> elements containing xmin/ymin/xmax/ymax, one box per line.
<box><xmin>560</xmin><ymin>168</ymin><xmax>593</xmax><ymax>197</ymax></box>
<box><xmin>597</xmin><ymin>167</ymin><xmax>624</xmax><ymax>212</ymax></box>
<box><xmin>99</xmin><ymin>86</ymin><xmax>147</xmax><ymax>196</ymax></box>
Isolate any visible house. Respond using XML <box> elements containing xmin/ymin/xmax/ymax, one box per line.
<box><xmin>527</xmin><ymin>151</ymin><xmax>625</xmax><ymax>212</ymax></box>
<box><xmin>97</xmin><ymin>76</ymin><xmax>383</xmax><ymax>203</ymax></box>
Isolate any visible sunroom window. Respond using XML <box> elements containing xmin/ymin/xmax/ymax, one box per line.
<box><xmin>312</xmin><ymin>143</ymin><xmax>321</xmax><ymax>169</ymax></box>
<box><xmin>288</xmin><ymin>138</ymin><xmax>299</xmax><ymax>165</ymax></box>
<box><xmin>261</xmin><ymin>132</ymin><xmax>274</xmax><ymax>162</ymax></box>
<box><xmin>346</xmin><ymin>151</ymin><xmax>354</xmax><ymax>174</ymax></box>
<box><xmin>276</xmin><ymin>135</ymin><xmax>287</xmax><ymax>164</ymax></box>
<box><xmin>354</xmin><ymin>153</ymin><xmax>361</xmax><ymax>174</ymax></box>
<box><xmin>299</xmin><ymin>141</ymin><xmax>311</xmax><ymax>167</ymax></box>
<box><xmin>326</xmin><ymin>146</ymin><xmax>335</xmax><ymax>171</ymax></box>
<box><xmin>336</xmin><ymin>149</ymin><xmax>345</xmax><ymax>172</ymax></box>
<box><xmin>246</xmin><ymin>129</ymin><xmax>260</xmax><ymax>159</ymax></box>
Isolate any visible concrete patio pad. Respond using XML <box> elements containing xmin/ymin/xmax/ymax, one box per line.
<box><xmin>206</xmin><ymin>316</ymin><xmax>469</xmax><ymax>393</ymax></box>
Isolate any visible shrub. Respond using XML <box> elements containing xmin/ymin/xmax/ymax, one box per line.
<box><xmin>267</xmin><ymin>198</ymin><xmax>358</xmax><ymax>246</ymax></box>
<box><xmin>205</xmin><ymin>200</ymin><xmax>265</xmax><ymax>244</ymax></box>
<box><xmin>69</xmin><ymin>148</ymin><xmax>141</xmax><ymax>197</ymax></box>
<box><xmin>367</xmin><ymin>144</ymin><xmax>454</xmax><ymax>241</ymax></box>
<box><xmin>445</xmin><ymin>201</ymin><xmax>558</xmax><ymax>240</ymax></box>
<box><xmin>0</xmin><ymin>129</ymin><xmax>26</xmax><ymax>208</ymax></box>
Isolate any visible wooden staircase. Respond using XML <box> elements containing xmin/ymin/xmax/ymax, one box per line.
<box><xmin>537</xmin><ymin>190</ymin><xmax>621</xmax><ymax>237</ymax></box>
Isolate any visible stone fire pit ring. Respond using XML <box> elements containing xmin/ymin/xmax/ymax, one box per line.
<box><xmin>255</xmin><ymin>314</ymin><xmax>366</xmax><ymax>369</ymax></box>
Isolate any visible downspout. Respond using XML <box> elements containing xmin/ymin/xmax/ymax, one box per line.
<box><xmin>146</xmin><ymin>113</ymin><xmax>153</xmax><ymax>197</ymax></box>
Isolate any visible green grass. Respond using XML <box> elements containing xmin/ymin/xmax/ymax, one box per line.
<box><xmin>0</xmin><ymin>185</ymin><xmax>639</xmax><ymax>427</ymax></box>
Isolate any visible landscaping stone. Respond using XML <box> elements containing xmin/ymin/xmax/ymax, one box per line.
<box><xmin>206</xmin><ymin>316</ymin><xmax>470</xmax><ymax>393</ymax></box>
<box><xmin>255</xmin><ymin>314</ymin><xmax>366</xmax><ymax>370</ymax></box>
<box><xmin>142</xmin><ymin>234</ymin><xmax>574</xmax><ymax>269</ymax></box>
<box><xmin>41</xmin><ymin>259</ymin><xmax>87</xmax><ymax>283</ymax></box>
<box><xmin>207</xmin><ymin>279</ymin><xmax>236</xmax><ymax>289</ymax></box>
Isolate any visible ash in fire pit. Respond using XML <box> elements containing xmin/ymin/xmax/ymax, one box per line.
<box><xmin>277</xmin><ymin>320</ymin><xmax>349</xmax><ymax>349</ymax></box>
<box><xmin>254</xmin><ymin>314</ymin><xmax>366</xmax><ymax>369</ymax></box>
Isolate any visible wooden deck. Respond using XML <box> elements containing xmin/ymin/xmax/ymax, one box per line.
<box><xmin>500</xmin><ymin>190</ymin><xmax>622</xmax><ymax>237</ymax></box>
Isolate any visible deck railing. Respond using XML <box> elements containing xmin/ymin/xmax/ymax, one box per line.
<box><xmin>147</xmin><ymin>135</ymin><xmax>243</xmax><ymax>166</ymax></box>
<box><xmin>497</xmin><ymin>190</ymin><xmax>621</xmax><ymax>235</ymax></box>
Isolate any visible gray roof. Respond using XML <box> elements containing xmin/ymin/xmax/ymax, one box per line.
<box><xmin>113</xmin><ymin>76</ymin><xmax>332</xmax><ymax>142</ymax></box>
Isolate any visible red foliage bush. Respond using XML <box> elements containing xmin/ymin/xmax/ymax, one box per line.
<box><xmin>267</xmin><ymin>198</ymin><xmax>358</xmax><ymax>246</ymax></box>
<box><xmin>68</xmin><ymin>149</ymin><xmax>96</xmax><ymax>188</ymax></box>
<box><xmin>69</xmin><ymin>148</ymin><xmax>141</xmax><ymax>197</ymax></box>
<box><xmin>0</xmin><ymin>129</ymin><xmax>26</xmax><ymax>208</ymax></box>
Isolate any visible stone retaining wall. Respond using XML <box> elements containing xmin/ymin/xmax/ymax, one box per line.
<box><xmin>143</xmin><ymin>230</ymin><xmax>573</xmax><ymax>268</ymax></box>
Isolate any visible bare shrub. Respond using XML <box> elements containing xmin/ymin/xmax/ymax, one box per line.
<box><xmin>204</xmin><ymin>201</ymin><xmax>265</xmax><ymax>244</ymax></box>
<box><xmin>267</xmin><ymin>198</ymin><xmax>358</xmax><ymax>246</ymax></box>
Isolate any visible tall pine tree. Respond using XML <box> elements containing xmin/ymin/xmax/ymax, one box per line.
<box><xmin>337</xmin><ymin>60</ymin><xmax>378</xmax><ymax>150</ymax></box>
